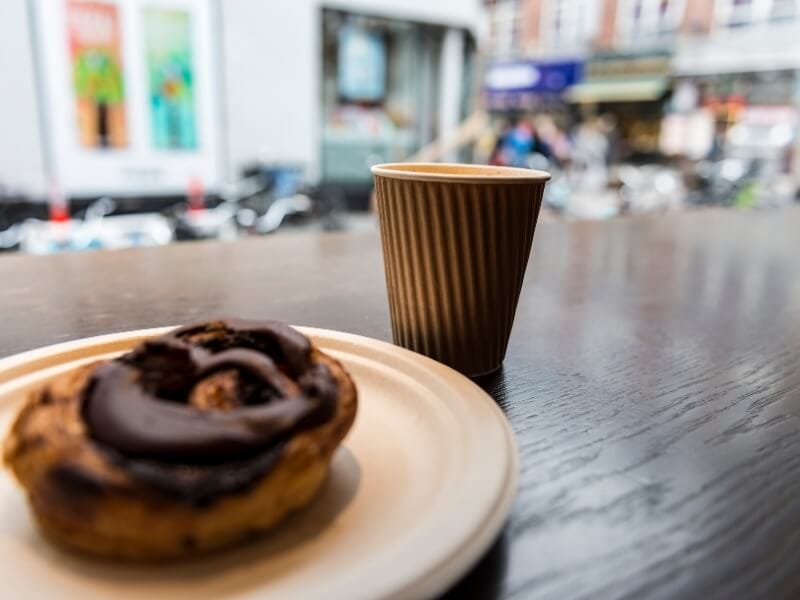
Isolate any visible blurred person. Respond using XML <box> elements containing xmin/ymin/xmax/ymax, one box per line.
<box><xmin>490</xmin><ymin>116</ymin><xmax>551</xmax><ymax>168</ymax></box>
<box><xmin>488</xmin><ymin>119</ymin><xmax>513</xmax><ymax>166</ymax></box>
<box><xmin>707</xmin><ymin>120</ymin><xmax>727</xmax><ymax>162</ymax></box>
<box><xmin>599</xmin><ymin>113</ymin><xmax>620</xmax><ymax>167</ymax></box>
<box><xmin>534</xmin><ymin>115</ymin><xmax>571</xmax><ymax>168</ymax></box>
<box><xmin>507</xmin><ymin>118</ymin><xmax>534</xmax><ymax>167</ymax></box>
<box><xmin>572</xmin><ymin>117</ymin><xmax>608</xmax><ymax>183</ymax></box>
<box><xmin>474</xmin><ymin>123</ymin><xmax>499</xmax><ymax>165</ymax></box>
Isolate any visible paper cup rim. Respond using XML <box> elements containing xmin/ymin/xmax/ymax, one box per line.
<box><xmin>371</xmin><ymin>163</ymin><xmax>551</xmax><ymax>184</ymax></box>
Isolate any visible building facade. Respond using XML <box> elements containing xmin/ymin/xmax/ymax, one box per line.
<box><xmin>483</xmin><ymin>0</ymin><xmax>800</xmax><ymax>175</ymax></box>
<box><xmin>486</xmin><ymin>0</ymin><xmax>800</xmax><ymax>58</ymax></box>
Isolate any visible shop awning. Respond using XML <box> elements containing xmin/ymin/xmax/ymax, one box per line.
<box><xmin>567</xmin><ymin>77</ymin><xmax>668</xmax><ymax>103</ymax></box>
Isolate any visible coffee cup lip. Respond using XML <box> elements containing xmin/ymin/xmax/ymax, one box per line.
<box><xmin>371</xmin><ymin>162</ymin><xmax>551</xmax><ymax>183</ymax></box>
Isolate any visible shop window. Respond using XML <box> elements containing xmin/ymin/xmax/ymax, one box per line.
<box><xmin>617</xmin><ymin>0</ymin><xmax>686</xmax><ymax>44</ymax></box>
<box><xmin>729</xmin><ymin>0</ymin><xmax>755</xmax><ymax>26</ymax></box>
<box><xmin>320</xmin><ymin>9</ymin><xmax>474</xmax><ymax>183</ymax></box>
<box><xmin>541</xmin><ymin>0</ymin><xmax>599</xmax><ymax>52</ymax></box>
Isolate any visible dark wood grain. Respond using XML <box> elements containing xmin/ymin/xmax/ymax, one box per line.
<box><xmin>2</xmin><ymin>208</ymin><xmax>800</xmax><ymax>599</ymax></box>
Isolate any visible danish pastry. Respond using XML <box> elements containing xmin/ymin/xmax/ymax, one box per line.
<box><xmin>3</xmin><ymin>319</ymin><xmax>357</xmax><ymax>559</ymax></box>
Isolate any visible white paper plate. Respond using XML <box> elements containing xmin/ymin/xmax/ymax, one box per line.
<box><xmin>0</xmin><ymin>327</ymin><xmax>518</xmax><ymax>600</ymax></box>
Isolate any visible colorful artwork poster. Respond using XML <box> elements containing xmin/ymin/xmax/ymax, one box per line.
<box><xmin>144</xmin><ymin>9</ymin><xmax>197</xmax><ymax>150</ymax></box>
<box><xmin>67</xmin><ymin>1</ymin><xmax>128</xmax><ymax>148</ymax></box>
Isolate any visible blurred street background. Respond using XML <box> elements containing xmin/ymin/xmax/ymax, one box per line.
<box><xmin>0</xmin><ymin>0</ymin><xmax>798</xmax><ymax>253</ymax></box>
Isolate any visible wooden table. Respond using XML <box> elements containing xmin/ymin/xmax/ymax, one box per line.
<box><xmin>2</xmin><ymin>207</ymin><xmax>800</xmax><ymax>599</ymax></box>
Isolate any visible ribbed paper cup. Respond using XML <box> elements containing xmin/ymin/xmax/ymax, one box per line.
<box><xmin>372</xmin><ymin>163</ymin><xmax>550</xmax><ymax>377</ymax></box>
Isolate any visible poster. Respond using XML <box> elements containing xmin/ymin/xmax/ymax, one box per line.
<box><xmin>337</xmin><ymin>24</ymin><xmax>385</xmax><ymax>103</ymax></box>
<box><xmin>34</xmin><ymin>0</ymin><xmax>221</xmax><ymax>196</ymax></box>
<box><xmin>144</xmin><ymin>9</ymin><xmax>197</xmax><ymax>149</ymax></box>
<box><xmin>67</xmin><ymin>1</ymin><xmax>128</xmax><ymax>148</ymax></box>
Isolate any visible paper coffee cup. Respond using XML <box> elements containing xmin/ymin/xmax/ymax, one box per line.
<box><xmin>372</xmin><ymin>163</ymin><xmax>550</xmax><ymax>377</ymax></box>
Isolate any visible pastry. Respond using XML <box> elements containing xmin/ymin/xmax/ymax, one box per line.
<box><xmin>3</xmin><ymin>319</ymin><xmax>357</xmax><ymax>559</ymax></box>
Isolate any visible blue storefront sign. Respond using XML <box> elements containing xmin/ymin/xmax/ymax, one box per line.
<box><xmin>485</xmin><ymin>59</ymin><xmax>583</xmax><ymax>110</ymax></box>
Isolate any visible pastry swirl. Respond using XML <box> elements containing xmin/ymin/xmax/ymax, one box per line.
<box><xmin>86</xmin><ymin>320</ymin><xmax>336</xmax><ymax>462</ymax></box>
<box><xmin>4</xmin><ymin>319</ymin><xmax>358</xmax><ymax>559</ymax></box>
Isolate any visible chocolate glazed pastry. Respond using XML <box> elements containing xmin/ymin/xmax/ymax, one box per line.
<box><xmin>3</xmin><ymin>320</ymin><xmax>357</xmax><ymax>560</ymax></box>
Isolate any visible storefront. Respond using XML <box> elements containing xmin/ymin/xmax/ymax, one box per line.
<box><xmin>567</xmin><ymin>52</ymin><xmax>672</xmax><ymax>160</ymax></box>
<box><xmin>480</xmin><ymin>59</ymin><xmax>582</xmax><ymax>166</ymax></box>
<box><xmin>670</xmin><ymin>20</ymin><xmax>800</xmax><ymax>181</ymax></box>
<box><xmin>664</xmin><ymin>70</ymin><xmax>800</xmax><ymax>176</ymax></box>
<box><xmin>320</xmin><ymin>9</ymin><xmax>476</xmax><ymax>207</ymax></box>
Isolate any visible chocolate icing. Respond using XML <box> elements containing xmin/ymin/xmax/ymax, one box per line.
<box><xmin>82</xmin><ymin>320</ymin><xmax>338</xmax><ymax>485</ymax></box>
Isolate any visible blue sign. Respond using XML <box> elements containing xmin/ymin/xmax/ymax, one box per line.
<box><xmin>485</xmin><ymin>60</ymin><xmax>582</xmax><ymax>109</ymax></box>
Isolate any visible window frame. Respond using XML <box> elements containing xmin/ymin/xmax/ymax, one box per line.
<box><xmin>489</xmin><ymin>0</ymin><xmax>521</xmax><ymax>57</ymax></box>
<box><xmin>540</xmin><ymin>0</ymin><xmax>600</xmax><ymax>53</ymax></box>
<box><xmin>713</xmin><ymin>0</ymin><xmax>800</xmax><ymax>28</ymax></box>
<box><xmin>616</xmin><ymin>0</ymin><xmax>687</xmax><ymax>45</ymax></box>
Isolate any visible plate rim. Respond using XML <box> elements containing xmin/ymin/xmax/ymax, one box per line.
<box><xmin>0</xmin><ymin>326</ymin><xmax>518</xmax><ymax>600</ymax></box>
